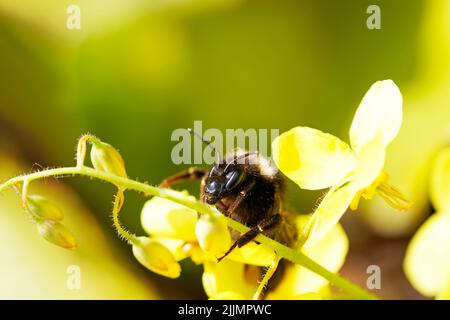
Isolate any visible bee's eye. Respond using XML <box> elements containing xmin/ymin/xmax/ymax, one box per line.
<box><xmin>205</xmin><ymin>180</ymin><xmax>220</xmax><ymax>194</ymax></box>
<box><xmin>224</xmin><ymin>170</ymin><xmax>242</xmax><ymax>191</ymax></box>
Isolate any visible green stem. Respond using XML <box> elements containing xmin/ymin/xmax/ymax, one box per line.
<box><xmin>112</xmin><ymin>189</ymin><xmax>137</xmax><ymax>245</ymax></box>
<box><xmin>225</xmin><ymin>218</ymin><xmax>377</xmax><ymax>300</ymax></box>
<box><xmin>0</xmin><ymin>166</ymin><xmax>378</xmax><ymax>300</ymax></box>
<box><xmin>253</xmin><ymin>257</ymin><xmax>280</xmax><ymax>300</ymax></box>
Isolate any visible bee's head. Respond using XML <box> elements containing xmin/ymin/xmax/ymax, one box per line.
<box><xmin>186</xmin><ymin>128</ymin><xmax>252</xmax><ymax>205</ymax></box>
<box><xmin>203</xmin><ymin>163</ymin><xmax>246</xmax><ymax>205</ymax></box>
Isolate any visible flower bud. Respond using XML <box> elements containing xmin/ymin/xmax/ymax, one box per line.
<box><xmin>132</xmin><ymin>236</ymin><xmax>181</xmax><ymax>279</ymax></box>
<box><xmin>90</xmin><ymin>141</ymin><xmax>127</xmax><ymax>178</ymax></box>
<box><xmin>195</xmin><ymin>213</ymin><xmax>231</xmax><ymax>257</ymax></box>
<box><xmin>36</xmin><ymin>220</ymin><xmax>77</xmax><ymax>249</ymax></box>
<box><xmin>27</xmin><ymin>195</ymin><xmax>64</xmax><ymax>221</ymax></box>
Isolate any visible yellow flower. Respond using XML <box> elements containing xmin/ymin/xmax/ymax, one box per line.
<box><xmin>272</xmin><ymin>80</ymin><xmax>412</xmax><ymax>247</ymax></box>
<box><xmin>203</xmin><ymin>259</ymin><xmax>258</xmax><ymax>299</ymax></box>
<box><xmin>202</xmin><ymin>215</ymin><xmax>349</xmax><ymax>299</ymax></box>
<box><xmin>404</xmin><ymin>147</ymin><xmax>450</xmax><ymax>299</ymax></box>
<box><xmin>139</xmin><ymin>190</ymin><xmax>277</xmax><ymax>277</ymax></box>
<box><xmin>132</xmin><ymin>236</ymin><xmax>181</xmax><ymax>279</ymax></box>
<box><xmin>142</xmin><ymin>191</ymin><xmax>198</xmax><ymax>242</ymax></box>
<box><xmin>195</xmin><ymin>212</ymin><xmax>231</xmax><ymax>258</ymax></box>
<box><xmin>138</xmin><ymin>189</ymin><xmax>348</xmax><ymax>299</ymax></box>
<box><xmin>141</xmin><ymin>192</ymin><xmax>201</xmax><ymax>265</ymax></box>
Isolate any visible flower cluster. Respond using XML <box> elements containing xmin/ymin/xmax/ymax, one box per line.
<box><xmin>137</xmin><ymin>193</ymin><xmax>348</xmax><ymax>299</ymax></box>
<box><xmin>134</xmin><ymin>79</ymin><xmax>410</xmax><ymax>299</ymax></box>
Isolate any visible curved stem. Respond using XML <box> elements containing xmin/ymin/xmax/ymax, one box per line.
<box><xmin>76</xmin><ymin>134</ymin><xmax>102</xmax><ymax>168</ymax></box>
<box><xmin>112</xmin><ymin>189</ymin><xmax>137</xmax><ymax>245</ymax></box>
<box><xmin>253</xmin><ymin>257</ymin><xmax>280</xmax><ymax>300</ymax></box>
<box><xmin>0</xmin><ymin>166</ymin><xmax>378</xmax><ymax>300</ymax></box>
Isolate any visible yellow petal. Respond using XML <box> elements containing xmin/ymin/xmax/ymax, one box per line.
<box><xmin>272</xmin><ymin>127</ymin><xmax>355</xmax><ymax>190</ymax></box>
<box><xmin>141</xmin><ymin>192</ymin><xmax>198</xmax><ymax>241</ymax></box>
<box><xmin>202</xmin><ymin>260</ymin><xmax>256</xmax><ymax>299</ymax></box>
<box><xmin>132</xmin><ymin>236</ymin><xmax>181</xmax><ymax>279</ymax></box>
<box><xmin>227</xmin><ymin>242</ymin><xmax>276</xmax><ymax>267</ymax></box>
<box><xmin>304</xmin><ymin>135</ymin><xmax>387</xmax><ymax>248</ymax></box>
<box><xmin>270</xmin><ymin>218</ymin><xmax>349</xmax><ymax>297</ymax></box>
<box><xmin>154</xmin><ymin>237</ymin><xmax>189</xmax><ymax>261</ymax></box>
<box><xmin>404</xmin><ymin>212</ymin><xmax>450</xmax><ymax>297</ymax></box>
<box><xmin>353</xmin><ymin>132</ymin><xmax>386</xmax><ymax>190</ymax></box>
<box><xmin>267</xmin><ymin>292</ymin><xmax>322</xmax><ymax>300</ymax></box>
<box><xmin>304</xmin><ymin>183</ymin><xmax>357</xmax><ymax>248</ymax></box>
<box><xmin>350</xmin><ymin>80</ymin><xmax>403</xmax><ymax>150</ymax></box>
<box><xmin>196</xmin><ymin>213</ymin><xmax>231</xmax><ymax>257</ymax></box>
<box><xmin>430</xmin><ymin>147</ymin><xmax>450</xmax><ymax>212</ymax></box>
<box><xmin>210</xmin><ymin>291</ymin><xmax>246</xmax><ymax>300</ymax></box>
<box><xmin>437</xmin><ymin>281</ymin><xmax>450</xmax><ymax>300</ymax></box>
<box><xmin>291</xmin><ymin>292</ymin><xmax>322</xmax><ymax>300</ymax></box>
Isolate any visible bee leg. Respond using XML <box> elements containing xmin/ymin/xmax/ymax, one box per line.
<box><xmin>217</xmin><ymin>214</ymin><xmax>281</xmax><ymax>262</ymax></box>
<box><xmin>223</xmin><ymin>181</ymin><xmax>256</xmax><ymax>216</ymax></box>
<box><xmin>159</xmin><ymin>167</ymin><xmax>207</xmax><ymax>187</ymax></box>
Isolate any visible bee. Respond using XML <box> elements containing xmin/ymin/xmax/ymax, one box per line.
<box><xmin>160</xmin><ymin>129</ymin><xmax>298</xmax><ymax>292</ymax></box>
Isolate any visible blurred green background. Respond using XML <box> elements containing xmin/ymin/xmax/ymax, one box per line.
<box><xmin>0</xmin><ymin>0</ymin><xmax>449</xmax><ymax>299</ymax></box>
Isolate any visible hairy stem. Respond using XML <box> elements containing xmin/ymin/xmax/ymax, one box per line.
<box><xmin>0</xmin><ymin>166</ymin><xmax>378</xmax><ymax>300</ymax></box>
<box><xmin>112</xmin><ymin>188</ymin><xmax>137</xmax><ymax>245</ymax></box>
<box><xmin>253</xmin><ymin>257</ymin><xmax>280</xmax><ymax>300</ymax></box>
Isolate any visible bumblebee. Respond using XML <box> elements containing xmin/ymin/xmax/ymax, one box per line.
<box><xmin>161</xmin><ymin>129</ymin><xmax>298</xmax><ymax>264</ymax></box>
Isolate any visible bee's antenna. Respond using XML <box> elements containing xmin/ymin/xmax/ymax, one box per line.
<box><xmin>223</xmin><ymin>151</ymin><xmax>258</xmax><ymax>172</ymax></box>
<box><xmin>187</xmin><ymin>128</ymin><xmax>223</xmax><ymax>163</ymax></box>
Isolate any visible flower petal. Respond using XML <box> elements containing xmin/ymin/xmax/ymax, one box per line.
<box><xmin>227</xmin><ymin>242</ymin><xmax>276</xmax><ymax>267</ymax></box>
<box><xmin>352</xmin><ymin>132</ymin><xmax>386</xmax><ymax>190</ymax></box>
<box><xmin>196</xmin><ymin>213</ymin><xmax>231</xmax><ymax>258</ymax></box>
<box><xmin>154</xmin><ymin>237</ymin><xmax>189</xmax><ymax>261</ymax></box>
<box><xmin>437</xmin><ymin>281</ymin><xmax>450</xmax><ymax>300</ymax></box>
<box><xmin>267</xmin><ymin>292</ymin><xmax>322</xmax><ymax>300</ymax></box>
<box><xmin>210</xmin><ymin>291</ymin><xmax>246</xmax><ymax>300</ymax></box>
<box><xmin>268</xmin><ymin>217</ymin><xmax>349</xmax><ymax>297</ymax></box>
<box><xmin>202</xmin><ymin>260</ymin><xmax>257</xmax><ymax>299</ymax></box>
<box><xmin>304</xmin><ymin>182</ymin><xmax>358</xmax><ymax>248</ymax></box>
<box><xmin>141</xmin><ymin>191</ymin><xmax>198</xmax><ymax>241</ymax></box>
<box><xmin>350</xmin><ymin>80</ymin><xmax>403</xmax><ymax>150</ymax></box>
<box><xmin>404</xmin><ymin>212</ymin><xmax>450</xmax><ymax>297</ymax></box>
<box><xmin>132</xmin><ymin>237</ymin><xmax>181</xmax><ymax>279</ymax></box>
<box><xmin>303</xmin><ymin>134</ymin><xmax>384</xmax><ymax>248</ymax></box>
<box><xmin>272</xmin><ymin>126</ymin><xmax>355</xmax><ymax>190</ymax></box>
<box><xmin>430</xmin><ymin>147</ymin><xmax>450</xmax><ymax>212</ymax></box>
<box><xmin>290</xmin><ymin>292</ymin><xmax>322</xmax><ymax>300</ymax></box>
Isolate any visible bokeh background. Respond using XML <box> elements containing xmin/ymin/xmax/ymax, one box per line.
<box><xmin>0</xmin><ymin>0</ymin><xmax>449</xmax><ymax>299</ymax></box>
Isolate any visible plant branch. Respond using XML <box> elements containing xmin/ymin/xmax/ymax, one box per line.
<box><xmin>0</xmin><ymin>166</ymin><xmax>378</xmax><ymax>300</ymax></box>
